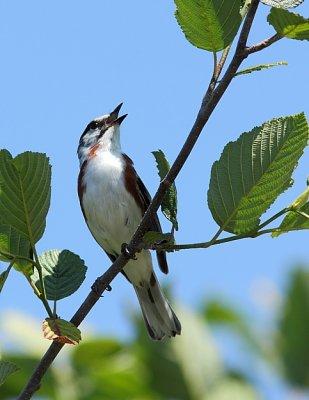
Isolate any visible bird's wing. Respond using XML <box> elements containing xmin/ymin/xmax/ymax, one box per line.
<box><xmin>123</xmin><ymin>153</ymin><xmax>169</xmax><ymax>274</ymax></box>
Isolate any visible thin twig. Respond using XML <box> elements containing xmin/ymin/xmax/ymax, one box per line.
<box><xmin>17</xmin><ymin>2</ymin><xmax>265</xmax><ymax>398</ymax></box>
<box><xmin>245</xmin><ymin>33</ymin><xmax>282</xmax><ymax>55</ymax></box>
<box><xmin>257</xmin><ymin>208</ymin><xmax>289</xmax><ymax>230</ymax></box>
<box><xmin>32</xmin><ymin>246</ymin><xmax>54</xmax><ymax>318</ymax></box>
<box><xmin>25</xmin><ymin>276</ymin><xmax>54</xmax><ymax>319</ymax></box>
<box><xmin>0</xmin><ymin>248</ymin><xmax>54</xmax><ymax>317</ymax></box>
<box><xmin>0</xmin><ymin>250</ymin><xmax>37</xmax><ymax>266</ymax></box>
<box><xmin>212</xmin><ymin>51</ymin><xmax>218</xmax><ymax>77</ymax></box>
<box><xmin>0</xmin><ymin>259</ymin><xmax>15</xmax><ymax>290</ymax></box>
<box><xmin>208</xmin><ymin>227</ymin><xmax>224</xmax><ymax>246</ymax></box>
<box><xmin>154</xmin><ymin>226</ymin><xmax>303</xmax><ymax>252</ymax></box>
<box><xmin>53</xmin><ymin>301</ymin><xmax>57</xmax><ymax>317</ymax></box>
<box><xmin>215</xmin><ymin>45</ymin><xmax>231</xmax><ymax>82</ymax></box>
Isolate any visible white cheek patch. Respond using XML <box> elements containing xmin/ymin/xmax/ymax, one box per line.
<box><xmin>83</xmin><ymin>129</ymin><xmax>99</xmax><ymax>145</ymax></box>
<box><xmin>78</xmin><ymin>129</ymin><xmax>100</xmax><ymax>165</ymax></box>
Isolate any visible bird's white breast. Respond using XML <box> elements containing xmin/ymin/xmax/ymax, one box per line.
<box><xmin>81</xmin><ymin>150</ymin><xmax>143</xmax><ymax>256</ymax></box>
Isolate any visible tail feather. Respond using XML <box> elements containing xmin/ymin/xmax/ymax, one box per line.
<box><xmin>134</xmin><ymin>273</ymin><xmax>181</xmax><ymax>340</ymax></box>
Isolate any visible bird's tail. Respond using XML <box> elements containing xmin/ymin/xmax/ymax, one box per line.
<box><xmin>134</xmin><ymin>273</ymin><xmax>181</xmax><ymax>340</ymax></box>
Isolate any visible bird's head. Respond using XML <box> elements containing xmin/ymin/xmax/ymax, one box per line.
<box><xmin>78</xmin><ymin>103</ymin><xmax>127</xmax><ymax>163</ymax></box>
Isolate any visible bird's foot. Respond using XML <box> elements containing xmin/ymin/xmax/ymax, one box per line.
<box><xmin>121</xmin><ymin>243</ymin><xmax>137</xmax><ymax>260</ymax></box>
<box><xmin>91</xmin><ymin>277</ymin><xmax>112</xmax><ymax>297</ymax></box>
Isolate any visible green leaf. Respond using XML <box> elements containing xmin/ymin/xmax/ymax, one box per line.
<box><xmin>152</xmin><ymin>150</ymin><xmax>178</xmax><ymax>231</ymax></box>
<box><xmin>133</xmin><ymin>305</ymin><xmax>222</xmax><ymax>399</ymax></box>
<box><xmin>72</xmin><ymin>339</ymin><xmax>151</xmax><ymax>398</ymax></box>
<box><xmin>268</xmin><ymin>8</ymin><xmax>309</xmax><ymax>40</ymax></box>
<box><xmin>205</xmin><ymin>300</ymin><xmax>245</xmax><ymax>325</ymax></box>
<box><xmin>132</xmin><ymin>317</ymin><xmax>192</xmax><ymax>398</ymax></box>
<box><xmin>0</xmin><ymin>223</ymin><xmax>32</xmax><ymax>275</ymax></box>
<box><xmin>170</xmin><ymin>306</ymin><xmax>223</xmax><ymax>398</ymax></box>
<box><xmin>0</xmin><ymin>355</ymin><xmax>57</xmax><ymax>398</ymax></box>
<box><xmin>43</xmin><ymin>318</ymin><xmax>81</xmax><ymax>345</ymax></box>
<box><xmin>31</xmin><ymin>249</ymin><xmax>87</xmax><ymax>300</ymax></box>
<box><xmin>174</xmin><ymin>0</ymin><xmax>242</xmax><ymax>52</ymax></box>
<box><xmin>204</xmin><ymin>300</ymin><xmax>263</xmax><ymax>354</ymax></box>
<box><xmin>290</xmin><ymin>185</ymin><xmax>309</xmax><ymax>209</ymax></box>
<box><xmin>0</xmin><ymin>150</ymin><xmax>51</xmax><ymax>245</ymax></box>
<box><xmin>272</xmin><ymin>185</ymin><xmax>309</xmax><ymax>237</ymax></box>
<box><xmin>207</xmin><ymin>377</ymin><xmax>259</xmax><ymax>400</ymax></box>
<box><xmin>208</xmin><ymin>113</ymin><xmax>309</xmax><ymax>234</ymax></box>
<box><xmin>235</xmin><ymin>61</ymin><xmax>288</xmax><ymax>77</ymax></box>
<box><xmin>0</xmin><ymin>360</ymin><xmax>20</xmax><ymax>386</ymax></box>
<box><xmin>272</xmin><ymin>203</ymin><xmax>309</xmax><ymax>237</ymax></box>
<box><xmin>262</xmin><ymin>0</ymin><xmax>304</xmax><ymax>8</ymax></box>
<box><xmin>0</xmin><ymin>224</ymin><xmax>30</xmax><ymax>261</ymax></box>
<box><xmin>143</xmin><ymin>231</ymin><xmax>175</xmax><ymax>247</ymax></box>
<box><xmin>278</xmin><ymin>268</ymin><xmax>309</xmax><ymax>387</ymax></box>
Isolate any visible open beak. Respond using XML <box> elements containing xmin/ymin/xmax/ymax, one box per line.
<box><xmin>110</xmin><ymin>103</ymin><xmax>127</xmax><ymax>126</ymax></box>
<box><xmin>113</xmin><ymin>114</ymin><xmax>127</xmax><ymax>125</ymax></box>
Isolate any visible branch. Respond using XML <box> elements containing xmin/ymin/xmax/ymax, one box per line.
<box><xmin>151</xmin><ymin>207</ymin><xmax>294</xmax><ymax>252</ymax></box>
<box><xmin>245</xmin><ymin>33</ymin><xmax>282</xmax><ymax>55</ymax></box>
<box><xmin>18</xmin><ymin>1</ymin><xmax>266</xmax><ymax>398</ymax></box>
<box><xmin>153</xmin><ymin>226</ymin><xmax>304</xmax><ymax>252</ymax></box>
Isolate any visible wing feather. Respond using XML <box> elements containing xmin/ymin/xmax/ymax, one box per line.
<box><xmin>123</xmin><ymin>153</ymin><xmax>168</xmax><ymax>274</ymax></box>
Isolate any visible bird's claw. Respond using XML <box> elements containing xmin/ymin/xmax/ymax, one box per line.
<box><xmin>91</xmin><ymin>278</ymin><xmax>112</xmax><ymax>297</ymax></box>
<box><xmin>121</xmin><ymin>243</ymin><xmax>137</xmax><ymax>260</ymax></box>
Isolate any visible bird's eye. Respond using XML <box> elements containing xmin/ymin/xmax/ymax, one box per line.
<box><xmin>87</xmin><ymin>121</ymin><xmax>98</xmax><ymax>130</ymax></box>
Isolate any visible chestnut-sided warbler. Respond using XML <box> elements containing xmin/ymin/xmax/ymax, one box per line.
<box><xmin>77</xmin><ymin>103</ymin><xmax>181</xmax><ymax>340</ymax></box>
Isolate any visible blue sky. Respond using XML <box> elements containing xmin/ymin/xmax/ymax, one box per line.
<box><xmin>0</xmin><ymin>1</ymin><xmax>308</xmax><ymax>398</ymax></box>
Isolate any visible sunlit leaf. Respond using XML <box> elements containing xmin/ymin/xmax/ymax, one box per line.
<box><xmin>272</xmin><ymin>203</ymin><xmax>309</xmax><ymax>237</ymax></box>
<box><xmin>31</xmin><ymin>249</ymin><xmax>87</xmax><ymax>300</ymax></box>
<box><xmin>43</xmin><ymin>318</ymin><xmax>81</xmax><ymax>345</ymax></box>
<box><xmin>208</xmin><ymin>113</ymin><xmax>308</xmax><ymax>234</ymax></box>
<box><xmin>268</xmin><ymin>8</ymin><xmax>309</xmax><ymax>40</ymax></box>
<box><xmin>152</xmin><ymin>150</ymin><xmax>178</xmax><ymax>230</ymax></box>
<box><xmin>272</xmin><ymin>185</ymin><xmax>309</xmax><ymax>237</ymax></box>
<box><xmin>174</xmin><ymin>0</ymin><xmax>242</xmax><ymax>51</ymax></box>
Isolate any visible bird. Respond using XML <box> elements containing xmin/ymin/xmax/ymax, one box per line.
<box><xmin>77</xmin><ymin>103</ymin><xmax>181</xmax><ymax>340</ymax></box>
